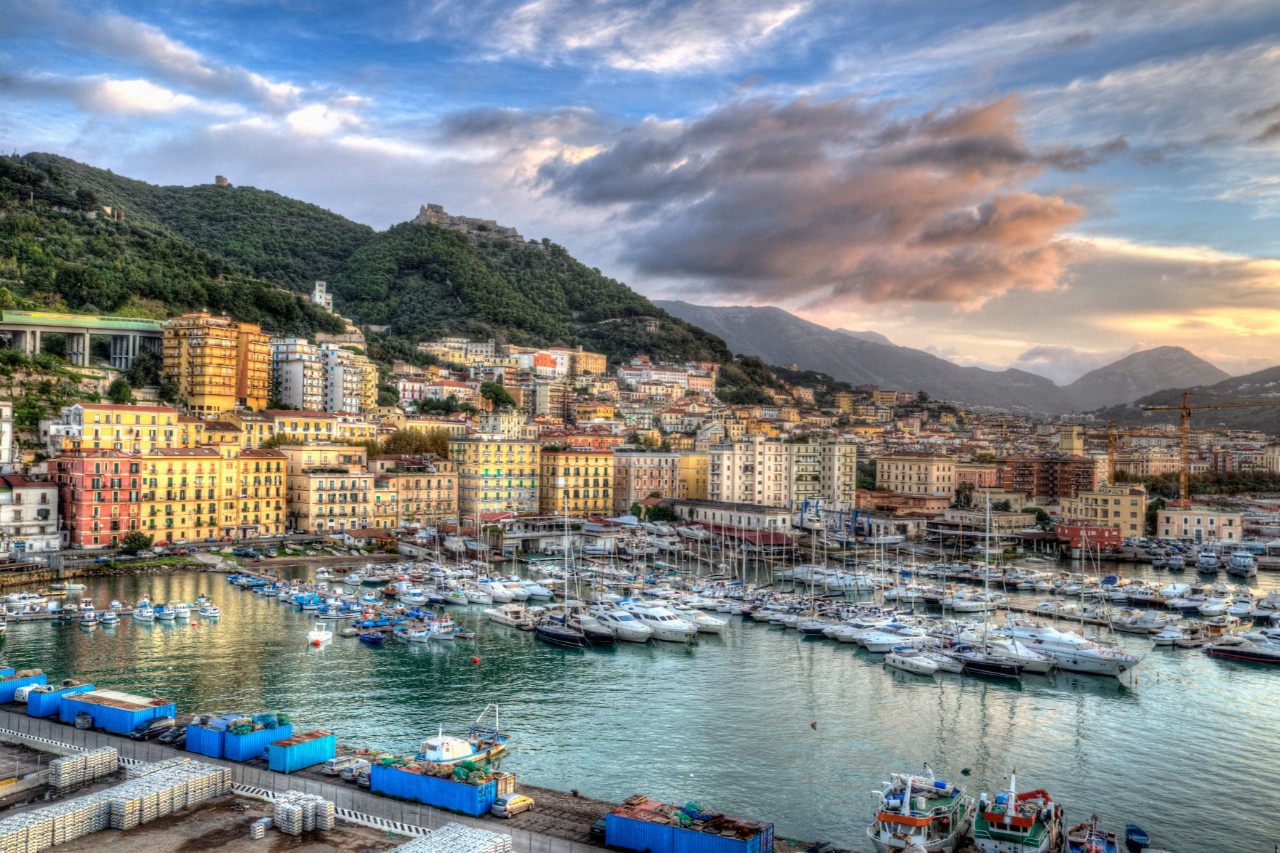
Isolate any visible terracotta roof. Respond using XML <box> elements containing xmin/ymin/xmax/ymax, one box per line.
<box><xmin>266</xmin><ymin>410</ymin><xmax>338</xmax><ymax>419</ymax></box>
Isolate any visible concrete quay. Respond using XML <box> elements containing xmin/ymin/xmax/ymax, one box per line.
<box><xmin>0</xmin><ymin>708</ymin><xmax>606</xmax><ymax>853</ymax></box>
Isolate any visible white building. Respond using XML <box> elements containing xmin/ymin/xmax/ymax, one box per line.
<box><xmin>1157</xmin><ymin>507</ymin><xmax>1243</xmax><ymax>543</ymax></box>
<box><xmin>0</xmin><ymin>402</ymin><xmax>13</xmax><ymax>473</ymax></box>
<box><xmin>709</xmin><ymin>435</ymin><xmax>857</xmax><ymax>508</ymax></box>
<box><xmin>0</xmin><ymin>476</ymin><xmax>59</xmax><ymax>557</ymax></box>
<box><xmin>311</xmin><ymin>281</ymin><xmax>333</xmax><ymax>311</ymax></box>
<box><xmin>270</xmin><ymin>338</ymin><xmax>325</xmax><ymax>411</ymax></box>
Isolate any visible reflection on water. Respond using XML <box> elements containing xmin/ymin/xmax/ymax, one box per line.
<box><xmin>0</xmin><ymin>565</ymin><xmax>1274</xmax><ymax>849</ymax></box>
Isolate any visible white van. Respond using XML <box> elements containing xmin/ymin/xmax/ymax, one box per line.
<box><xmin>322</xmin><ymin>755</ymin><xmax>363</xmax><ymax>775</ymax></box>
<box><xmin>15</xmin><ymin>685</ymin><xmax>52</xmax><ymax>703</ymax></box>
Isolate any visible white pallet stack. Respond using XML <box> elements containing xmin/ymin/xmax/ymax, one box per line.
<box><xmin>272</xmin><ymin>791</ymin><xmax>336</xmax><ymax>836</ymax></box>
<box><xmin>394</xmin><ymin>822</ymin><xmax>515</xmax><ymax>853</ymax></box>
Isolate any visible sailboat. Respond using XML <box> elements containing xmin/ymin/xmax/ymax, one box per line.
<box><xmin>972</xmin><ymin>771</ymin><xmax>1064</xmax><ymax>853</ymax></box>
<box><xmin>947</xmin><ymin>496</ymin><xmax>1023</xmax><ymax>680</ymax></box>
<box><xmin>535</xmin><ymin>486</ymin><xmax>593</xmax><ymax>649</ymax></box>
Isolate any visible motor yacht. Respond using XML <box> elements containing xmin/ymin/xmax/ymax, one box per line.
<box><xmin>622</xmin><ymin>603</ymin><xmax>698</xmax><ymax>642</ymax></box>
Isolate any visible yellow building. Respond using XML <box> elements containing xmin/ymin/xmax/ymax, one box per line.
<box><xmin>369</xmin><ymin>456</ymin><xmax>458</xmax><ymax>525</ymax></box>
<box><xmin>875</xmin><ymin>452</ymin><xmax>955</xmax><ymax>496</ymax></box>
<box><xmin>575</xmin><ymin>401</ymin><xmax>617</xmax><ymax>422</ymax></box>
<box><xmin>47</xmin><ymin>404</ymin><xmax>202</xmax><ymax>454</ymax></box>
<box><xmin>1061</xmin><ymin>484</ymin><xmax>1147</xmax><ymax>539</ymax></box>
<box><xmin>371</xmin><ymin>476</ymin><xmax>400</xmax><ymax>529</ymax></box>
<box><xmin>138</xmin><ymin>447</ymin><xmax>228</xmax><ymax>543</ymax></box>
<box><xmin>539</xmin><ymin>448</ymin><xmax>614</xmax><ymax>516</ymax></box>
<box><xmin>231</xmin><ymin>449</ymin><xmax>287</xmax><ymax>537</ymax></box>
<box><xmin>450</xmin><ymin>438</ymin><xmax>539</xmax><ymax>517</ymax></box>
<box><xmin>266</xmin><ymin>410</ymin><xmax>338</xmax><ymax>443</ymax></box>
<box><xmin>402</xmin><ymin>417</ymin><xmax>470</xmax><ymax>439</ymax></box>
<box><xmin>677</xmin><ymin>452</ymin><xmax>710</xmax><ymax>501</ymax></box>
<box><xmin>279</xmin><ymin>445</ymin><xmax>372</xmax><ymax>534</ymax></box>
<box><xmin>223</xmin><ymin>411</ymin><xmax>274</xmax><ymax>450</ymax></box>
<box><xmin>163</xmin><ymin>313</ymin><xmax>270</xmax><ymax>417</ymax></box>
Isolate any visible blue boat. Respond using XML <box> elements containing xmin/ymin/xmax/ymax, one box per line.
<box><xmin>1069</xmin><ymin>820</ymin><xmax>1118</xmax><ymax>853</ymax></box>
<box><xmin>1123</xmin><ymin>824</ymin><xmax>1149</xmax><ymax>853</ymax></box>
<box><xmin>359</xmin><ymin>631</ymin><xmax>385</xmax><ymax>645</ymax></box>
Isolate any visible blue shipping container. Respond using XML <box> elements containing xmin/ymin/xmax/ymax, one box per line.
<box><xmin>59</xmin><ymin>695</ymin><xmax>177</xmax><ymax>735</ymax></box>
<box><xmin>0</xmin><ymin>675</ymin><xmax>47</xmax><ymax>704</ymax></box>
<box><xmin>185</xmin><ymin>725</ymin><xmax>224</xmax><ymax>759</ymax></box>
<box><xmin>605</xmin><ymin>813</ymin><xmax>773</xmax><ymax>853</ymax></box>
<box><xmin>370</xmin><ymin>765</ymin><xmax>498</xmax><ymax>817</ymax></box>
<box><xmin>224</xmin><ymin>723</ymin><xmax>292</xmax><ymax>762</ymax></box>
<box><xmin>267</xmin><ymin>731</ymin><xmax>335</xmax><ymax>774</ymax></box>
<box><xmin>26</xmin><ymin>683</ymin><xmax>94</xmax><ymax>718</ymax></box>
<box><xmin>0</xmin><ymin>668</ymin><xmax>13</xmax><ymax>678</ymax></box>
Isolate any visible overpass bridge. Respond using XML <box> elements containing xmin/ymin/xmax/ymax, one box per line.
<box><xmin>0</xmin><ymin>310</ymin><xmax>164</xmax><ymax>368</ymax></box>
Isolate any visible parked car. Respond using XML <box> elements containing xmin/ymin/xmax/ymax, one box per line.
<box><xmin>340</xmin><ymin>760</ymin><xmax>371</xmax><ymax>782</ymax></box>
<box><xmin>322</xmin><ymin>755</ymin><xmax>363</xmax><ymax>775</ymax></box>
<box><xmin>491</xmin><ymin>794</ymin><xmax>535</xmax><ymax>818</ymax></box>
<box><xmin>590</xmin><ymin>817</ymin><xmax>607</xmax><ymax>840</ymax></box>
<box><xmin>157</xmin><ymin>724</ymin><xmax>187</xmax><ymax>745</ymax></box>
<box><xmin>128</xmin><ymin>716</ymin><xmax>176</xmax><ymax>740</ymax></box>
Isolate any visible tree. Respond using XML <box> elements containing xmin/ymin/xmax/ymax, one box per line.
<box><xmin>120</xmin><ymin>531</ymin><xmax>153</xmax><ymax>555</ymax></box>
<box><xmin>106</xmin><ymin>378</ymin><xmax>134</xmax><ymax>404</ymax></box>
<box><xmin>1023</xmin><ymin>506</ymin><xmax>1053</xmax><ymax>531</ymax></box>
<box><xmin>260</xmin><ymin>434</ymin><xmax>304</xmax><ymax>449</ymax></box>
<box><xmin>992</xmin><ymin>499</ymin><xmax>1013</xmax><ymax>512</ymax></box>
<box><xmin>480</xmin><ymin>381</ymin><xmax>515</xmax><ymax>410</ymax></box>
<box><xmin>123</xmin><ymin>350</ymin><xmax>162</xmax><ymax>387</ymax></box>
<box><xmin>1146</xmin><ymin>497</ymin><xmax>1166</xmax><ymax>535</ymax></box>
<box><xmin>916</xmin><ymin>390</ymin><xmax>930</xmax><ymax>403</ymax></box>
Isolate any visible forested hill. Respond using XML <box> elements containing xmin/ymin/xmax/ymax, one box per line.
<box><xmin>330</xmin><ymin>222</ymin><xmax>731</xmax><ymax>366</ymax></box>
<box><xmin>10</xmin><ymin>152</ymin><xmax>734</xmax><ymax>370</ymax></box>
<box><xmin>19</xmin><ymin>153</ymin><xmax>374</xmax><ymax>291</ymax></box>
<box><xmin>0</xmin><ymin>155</ymin><xmax>344</xmax><ymax>337</ymax></box>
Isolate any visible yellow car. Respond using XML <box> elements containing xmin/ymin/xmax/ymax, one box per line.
<box><xmin>491</xmin><ymin>794</ymin><xmax>535</xmax><ymax>818</ymax></box>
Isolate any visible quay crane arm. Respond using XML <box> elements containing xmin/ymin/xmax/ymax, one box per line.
<box><xmin>1139</xmin><ymin>390</ymin><xmax>1280</xmax><ymax>504</ymax></box>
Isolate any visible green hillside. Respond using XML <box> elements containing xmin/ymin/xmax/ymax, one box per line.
<box><xmin>0</xmin><ymin>155</ymin><xmax>345</xmax><ymax>337</ymax></box>
<box><xmin>20</xmin><ymin>153</ymin><xmax>374</xmax><ymax>291</ymax></box>
<box><xmin>331</xmin><ymin>222</ymin><xmax>731</xmax><ymax>365</ymax></box>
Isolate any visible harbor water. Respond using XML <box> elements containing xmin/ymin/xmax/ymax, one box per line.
<box><xmin>2</xmin><ymin>562</ymin><xmax>1277</xmax><ymax>850</ymax></box>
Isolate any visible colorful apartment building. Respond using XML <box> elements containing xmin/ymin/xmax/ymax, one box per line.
<box><xmin>57</xmin><ymin>450</ymin><xmax>142</xmax><ymax>549</ymax></box>
<box><xmin>231</xmin><ymin>449</ymin><xmax>287</xmax><ymax>537</ymax></box>
<box><xmin>279</xmin><ymin>445</ymin><xmax>373</xmax><ymax>534</ymax></box>
<box><xmin>138</xmin><ymin>447</ymin><xmax>227</xmax><ymax>543</ymax></box>
<box><xmin>368</xmin><ymin>455</ymin><xmax>458</xmax><ymax>525</ymax></box>
<box><xmin>450</xmin><ymin>438</ymin><xmax>539</xmax><ymax>517</ymax></box>
<box><xmin>538</xmin><ymin>448</ymin><xmax>614</xmax><ymax>516</ymax></box>
<box><xmin>45</xmin><ymin>404</ymin><xmax>202</xmax><ymax>455</ymax></box>
<box><xmin>270</xmin><ymin>338</ymin><xmax>326</xmax><ymax>411</ymax></box>
<box><xmin>163</xmin><ymin>313</ymin><xmax>270</xmax><ymax>417</ymax></box>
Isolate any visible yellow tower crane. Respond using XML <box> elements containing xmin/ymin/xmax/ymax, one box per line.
<box><xmin>1139</xmin><ymin>391</ymin><xmax>1280</xmax><ymax>504</ymax></box>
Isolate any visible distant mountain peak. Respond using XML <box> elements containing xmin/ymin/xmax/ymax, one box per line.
<box><xmin>835</xmin><ymin>327</ymin><xmax>894</xmax><ymax>346</ymax></box>
<box><xmin>1066</xmin><ymin>347</ymin><xmax>1229</xmax><ymax>410</ymax></box>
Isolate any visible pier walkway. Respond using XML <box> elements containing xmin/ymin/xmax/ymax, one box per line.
<box><xmin>0</xmin><ymin>709</ymin><xmax>604</xmax><ymax>853</ymax></box>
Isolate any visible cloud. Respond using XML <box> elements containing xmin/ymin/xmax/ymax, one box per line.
<box><xmin>406</xmin><ymin>0</ymin><xmax>812</xmax><ymax>73</ymax></box>
<box><xmin>0</xmin><ymin>72</ymin><xmax>238</xmax><ymax>116</ymax></box>
<box><xmin>7</xmin><ymin>0</ymin><xmax>304</xmax><ymax>112</ymax></box>
<box><xmin>1011</xmin><ymin>343</ymin><xmax>1144</xmax><ymax>384</ymax></box>
<box><xmin>538</xmin><ymin>95</ymin><xmax>1087</xmax><ymax>306</ymax></box>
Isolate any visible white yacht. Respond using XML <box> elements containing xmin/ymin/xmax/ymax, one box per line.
<box><xmin>478</xmin><ymin>580</ymin><xmax>514</xmax><ymax>602</ymax></box>
<box><xmin>1008</xmin><ymin>622</ymin><xmax>1140</xmax><ymax>676</ymax></box>
<box><xmin>1226</xmin><ymin>550</ymin><xmax>1258</xmax><ymax>578</ymax></box>
<box><xmin>172</xmin><ymin>603</ymin><xmax>191</xmax><ymax>620</ymax></box>
<box><xmin>674</xmin><ymin>607</ymin><xmax>727</xmax><ymax>634</ymax></box>
<box><xmin>622</xmin><ymin>603</ymin><xmax>698</xmax><ymax>643</ymax></box>
<box><xmin>520</xmin><ymin>580</ymin><xmax>555</xmax><ymax>600</ymax></box>
<box><xmin>484</xmin><ymin>603</ymin><xmax>537</xmax><ymax>630</ymax></box>
<box><xmin>884</xmin><ymin>647</ymin><xmax>939</xmax><ymax>677</ymax></box>
<box><xmin>592</xmin><ymin>609</ymin><xmax>654</xmax><ymax>643</ymax></box>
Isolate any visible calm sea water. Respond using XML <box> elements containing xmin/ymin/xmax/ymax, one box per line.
<box><xmin>2</xmin><ymin>563</ymin><xmax>1276</xmax><ymax>851</ymax></box>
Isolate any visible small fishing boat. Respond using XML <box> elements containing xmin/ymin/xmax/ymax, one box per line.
<box><xmin>868</xmin><ymin>764</ymin><xmax>974</xmax><ymax>852</ymax></box>
<box><xmin>154</xmin><ymin>603</ymin><xmax>176</xmax><ymax>621</ymax></box>
<box><xmin>453</xmin><ymin>630</ymin><xmax>477</xmax><ymax>640</ymax></box>
<box><xmin>307</xmin><ymin>621</ymin><xmax>334</xmax><ymax>645</ymax></box>
<box><xmin>1123</xmin><ymin>824</ymin><xmax>1149</xmax><ymax>853</ymax></box>
<box><xmin>884</xmin><ymin>646</ymin><xmax>938</xmax><ymax>677</ymax></box>
<box><xmin>415</xmin><ymin>704</ymin><xmax>510</xmax><ymax>765</ymax></box>
<box><xmin>78</xmin><ymin>610</ymin><xmax>99</xmax><ymax>627</ymax></box>
<box><xmin>198</xmin><ymin>604</ymin><xmax>221</xmax><ymax>618</ymax></box>
<box><xmin>358</xmin><ymin>631</ymin><xmax>385</xmax><ymax>645</ymax></box>
<box><xmin>339</xmin><ymin>626</ymin><xmax>359</xmax><ymax>638</ymax></box>
<box><xmin>1068</xmin><ymin>819</ymin><xmax>1118</xmax><ymax>853</ymax></box>
<box><xmin>99</xmin><ymin>610</ymin><xmax>119</xmax><ymax>626</ymax></box>
<box><xmin>132</xmin><ymin>602</ymin><xmax>155</xmax><ymax>622</ymax></box>
<box><xmin>973</xmin><ymin>773</ymin><xmax>1064</xmax><ymax>853</ymax></box>
<box><xmin>172</xmin><ymin>603</ymin><xmax>191</xmax><ymax>620</ymax></box>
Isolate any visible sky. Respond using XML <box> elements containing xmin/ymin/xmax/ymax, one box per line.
<box><xmin>3</xmin><ymin>0</ymin><xmax>1279</xmax><ymax>384</ymax></box>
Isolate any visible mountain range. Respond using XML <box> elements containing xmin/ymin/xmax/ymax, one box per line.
<box><xmin>1096</xmin><ymin>367</ymin><xmax>1280</xmax><ymax>432</ymax></box>
<box><xmin>657</xmin><ymin>301</ymin><xmax>1232</xmax><ymax>413</ymax></box>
